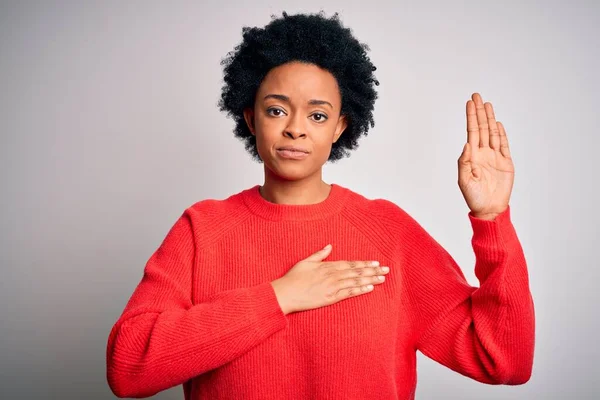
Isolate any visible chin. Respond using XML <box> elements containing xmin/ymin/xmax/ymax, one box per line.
<box><xmin>265</xmin><ymin>162</ymin><xmax>315</xmax><ymax>181</ymax></box>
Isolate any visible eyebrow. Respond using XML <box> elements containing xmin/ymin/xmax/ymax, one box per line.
<box><xmin>263</xmin><ymin>94</ymin><xmax>333</xmax><ymax>109</ymax></box>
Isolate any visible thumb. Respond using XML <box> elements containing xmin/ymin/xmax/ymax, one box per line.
<box><xmin>305</xmin><ymin>244</ymin><xmax>332</xmax><ymax>262</ymax></box>
<box><xmin>458</xmin><ymin>142</ymin><xmax>472</xmax><ymax>176</ymax></box>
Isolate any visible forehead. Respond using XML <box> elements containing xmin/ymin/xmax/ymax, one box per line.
<box><xmin>257</xmin><ymin>62</ymin><xmax>341</xmax><ymax>105</ymax></box>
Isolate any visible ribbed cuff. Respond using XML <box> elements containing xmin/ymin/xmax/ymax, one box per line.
<box><xmin>249</xmin><ymin>282</ymin><xmax>289</xmax><ymax>336</ymax></box>
<box><xmin>468</xmin><ymin>205</ymin><xmax>523</xmax><ymax>269</ymax></box>
<box><xmin>469</xmin><ymin>205</ymin><xmax>518</xmax><ymax>241</ymax></box>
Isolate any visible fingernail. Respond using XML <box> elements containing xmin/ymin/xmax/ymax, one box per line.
<box><xmin>371</xmin><ymin>261</ymin><xmax>380</xmax><ymax>266</ymax></box>
<box><xmin>366</xmin><ymin>285</ymin><xmax>374</xmax><ymax>290</ymax></box>
<box><xmin>381</xmin><ymin>266</ymin><xmax>390</xmax><ymax>273</ymax></box>
<box><xmin>324</xmin><ymin>244</ymin><xmax>331</xmax><ymax>250</ymax></box>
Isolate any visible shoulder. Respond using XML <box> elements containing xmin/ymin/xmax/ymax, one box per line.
<box><xmin>342</xmin><ymin>186</ymin><xmax>417</xmax><ymax>228</ymax></box>
<box><xmin>173</xmin><ymin>188</ymin><xmax>251</xmax><ymax>245</ymax></box>
<box><xmin>340</xmin><ymin>186</ymin><xmax>429</xmax><ymax>251</ymax></box>
<box><xmin>185</xmin><ymin>188</ymin><xmax>248</xmax><ymax>217</ymax></box>
<box><xmin>342</xmin><ymin>187</ymin><xmax>446</xmax><ymax>259</ymax></box>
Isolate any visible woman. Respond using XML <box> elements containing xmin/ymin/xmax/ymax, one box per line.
<box><xmin>106</xmin><ymin>11</ymin><xmax>535</xmax><ymax>399</ymax></box>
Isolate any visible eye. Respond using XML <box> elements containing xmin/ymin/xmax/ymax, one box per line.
<box><xmin>310</xmin><ymin>113</ymin><xmax>328</xmax><ymax>123</ymax></box>
<box><xmin>267</xmin><ymin>108</ymin><xmax>286</xmax><ymax>117</ymax></box>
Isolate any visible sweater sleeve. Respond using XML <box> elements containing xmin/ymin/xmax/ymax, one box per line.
<box><xmin>400</xmin><ymin>205</ymin><xmax>535</xmax><ymax>384</ymax></box>
<box><xmin>106</xmin><ymin>209</ymin><xmax>288</xmax><ymax>398</ymax></box>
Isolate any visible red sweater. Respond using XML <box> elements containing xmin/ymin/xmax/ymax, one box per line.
<box><xmin>106</xmin><ymin>184</ymin><xmax>535</xmax><ymax>399</ymax></box>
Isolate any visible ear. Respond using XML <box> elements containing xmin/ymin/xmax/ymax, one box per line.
<box><xmin>243</xmin><ymin>108</ymin><xmax>256</xmax><ymax>136</ymax></box>
<box><xmin>332</xmin><ymin>115</ymin><xmax>348</xmax><ymax>143</ymax></box>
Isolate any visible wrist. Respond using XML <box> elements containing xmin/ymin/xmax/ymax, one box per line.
<box><xmin>270</xmin><ymin>279</ymin><xmax>294</xmax><ymax>315</ymax></box>
<box><xmin>472</xmin><ymin>212</ymin><xmax>499</xmax><ymax>221</ymax></box>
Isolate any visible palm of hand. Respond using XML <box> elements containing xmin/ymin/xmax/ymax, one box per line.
<box><xmin>458</xmin><ymin>93</ymin><xmax>515</xmax><ymax>218</ymax></box>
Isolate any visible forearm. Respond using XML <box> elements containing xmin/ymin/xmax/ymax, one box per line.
<box><xmin>414</xmin><ymin>206</ymin><xmax>535</xmax><ymax>384</ymax></box>
<box><xmin>106</xmin><ymin>282</ymin><xmax>288</xmax><ymax>398</ymax></box>
<box><xmin>417</xmin><ymin>256</ymin><xmax>534</xmax><ymax>384</ymax></box>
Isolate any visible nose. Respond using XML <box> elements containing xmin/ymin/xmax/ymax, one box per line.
<box><xmin>284</xmin><ymin>130</ymin><xmax>306</xmax><ymax>139</ymax></box>
<box><xmin>283</xmin><ymin>113</ymin><xmax>307</xmax><ymax>139</ymax></box>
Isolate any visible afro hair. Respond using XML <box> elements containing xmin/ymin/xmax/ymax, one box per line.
<box><xmin>218</xmin><ymin>11</ymin><xmax>379</xmax><ymax>162</ymax></box>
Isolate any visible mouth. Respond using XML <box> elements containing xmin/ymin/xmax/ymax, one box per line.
<box><xmin>276</xmin><ymin>147</ymin><xmax>310</xmax><ymax>160</ymax></box>
<box><xmin>276</xmin><ymin>146</ymin><xmax>309</xmax><ymax>153</ymax></box>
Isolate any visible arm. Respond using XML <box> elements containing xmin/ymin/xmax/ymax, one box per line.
<box><xmin>106</xmin><ymin>209</ymin><xmax>288</xmax><ymax>398</ymax></box>
<box><xmin>402</xmin><ymin>205</ymin><xmax>534</xmax><ymax>384</ymax></box>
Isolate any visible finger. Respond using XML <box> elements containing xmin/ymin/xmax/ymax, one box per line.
<box><xmin>339</xmin><ymin>275</ymin><xmax>386</xmax><ymax>290</ymax></box>
<box><xmin>466</xmin><ymin>100</ymin><xmax>479</xmax><ymax>149</ymax></box>
<box><xmin>305</xmin><ymin>244</ymin><xmax>332</xmax><ymax>262</ymax></box>
<box><xmin>345</xmin><ymin>260</ymin><xmax>379</xmax><ymax>269</ymax></box>
<box><xmin>336</xmin><ymin>284</ymin><xmax>374</xmax><ymax>300</ymax></box>
<box><xmin>485</xmin><ymin>102</ymin><xmax>500</xmax><ymax>151</ymax></box>
<box><xmin>498</xmin><ymin>121</ymin><xmax>511</xmax><ymax>158</ymax></box>
<box><xmin>335</xmin><ymin>266</ymin><xmax>390</xmax><ymax>280</ymax></box>
<box><xmin>325</xmin><ymin>260</ymin><xmax>379</xmax><ymax>270</ymax></box>
<box><xmin>472</xmin><ymin>93</ymin><xmax>489</xmax><ymax>147</ymax></box>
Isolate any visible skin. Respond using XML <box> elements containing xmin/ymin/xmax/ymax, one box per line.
<box><xmin>243</xmin><ymin>61</ymin><xmax>347</xmax><ymax>205</ymax></box>
<box><xmin>459</xmin><ymin>93</ymin><xmax>514</xmax><ymax>220</ymax></box>
<box><xmin>242</xmin><ymin>61</ymin><xmax>515</xmax><ymax>313</ymax></box>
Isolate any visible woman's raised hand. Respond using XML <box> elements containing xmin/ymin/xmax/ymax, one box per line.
<box><xmin>458</xmin><ymin>93</ymin><xmax>515</xmax><ymax>220</ymax></box>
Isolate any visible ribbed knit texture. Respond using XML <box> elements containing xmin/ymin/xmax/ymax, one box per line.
<box><xmin>106</xmin><ymin>184</ymin><xmax>535</xmax><ymax>399</ymax></box>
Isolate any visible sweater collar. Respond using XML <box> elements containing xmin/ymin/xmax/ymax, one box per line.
<box><xmin>241</xmin><ymin>183</ymin><xmax>350</xmax><ymax>221</ymax></box>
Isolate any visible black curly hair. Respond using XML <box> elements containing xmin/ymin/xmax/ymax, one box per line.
<box><xmin>218</xmin><ymin>11</ymin><xmax>379</xmax><ymax>162</ymax></box>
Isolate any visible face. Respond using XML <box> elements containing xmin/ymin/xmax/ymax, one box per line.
<box><xmin>243</xmin><ymin>61</ymin><xmax>347</xmax><ymax>181</ymax></box>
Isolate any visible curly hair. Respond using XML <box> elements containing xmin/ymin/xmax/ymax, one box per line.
<box><xmin>218</xmin><ymin>11</ymin><xmax>379</xmax><ymax>162</ymax></box>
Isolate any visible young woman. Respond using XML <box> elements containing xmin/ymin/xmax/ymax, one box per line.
<box><xmin>106</xmin><ymin>11</ymin><xmax>535</xmax><ymax>399</ymax></box>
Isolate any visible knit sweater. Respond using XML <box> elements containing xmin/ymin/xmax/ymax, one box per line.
<box><xmin>106</xmin><ymin>183</ymin><xmax>535</xmax><ymax>399</ymax></box>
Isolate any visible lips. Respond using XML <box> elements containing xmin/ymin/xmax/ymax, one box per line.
<box><xmin>276</xmin><ymin>146</ymin><xmax>310</xmax><ymax>160</ymax></box>
<box><xmin>277</xmin><ymin>146</ymin><xmax>309</xmax><ymax>153</ymax></box>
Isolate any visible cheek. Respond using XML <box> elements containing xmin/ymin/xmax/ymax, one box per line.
<box><xmin>254</xmin><ymin>118</ymin><xmax>277</xmax><ymax>145</ymax></box>
<box><xmin>314</xmin><ymin>127</ymin><xmax>337</xmax><ymax>149</ymax></box>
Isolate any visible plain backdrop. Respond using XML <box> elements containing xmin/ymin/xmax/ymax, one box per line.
<box><xmin>1</xmin><ymin>1</ymin><xmax>598</xmax><ymax>399</ymax></box>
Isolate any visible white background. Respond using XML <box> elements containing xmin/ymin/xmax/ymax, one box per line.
<box><xmin>1</xmin><ymin>1</ymin><xmax>598</xmax><ymax>398</ymax></box>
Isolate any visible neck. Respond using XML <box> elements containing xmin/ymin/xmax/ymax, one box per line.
<box><xmin>260</xmin><ymin>167</ymin><xmax>330</xmax><ymax>205</ymax></box>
